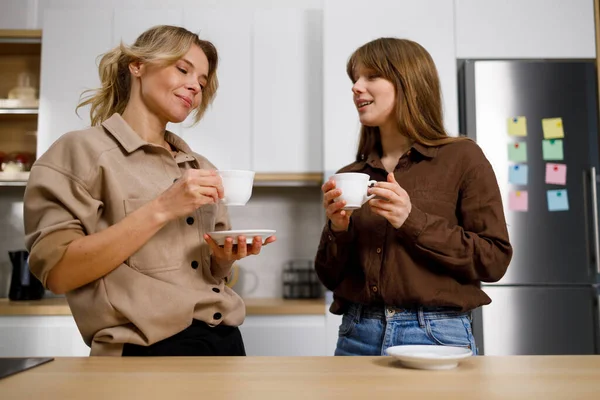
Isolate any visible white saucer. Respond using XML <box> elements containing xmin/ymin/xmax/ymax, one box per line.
<box><xmin>386</xmin><ymin>345</ymin><xmax>473</xmax><ymax>370</ymax></box>
<box><xmin>206</xmin><ymin>229</ymin><xmax>276</xmax><ymax>246</ymax></box>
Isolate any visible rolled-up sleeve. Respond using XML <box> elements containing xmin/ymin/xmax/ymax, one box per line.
<box><xmin>23</xmin><ymin>163</ymin><xmax>102</xmax><ymax>287</ymax></box>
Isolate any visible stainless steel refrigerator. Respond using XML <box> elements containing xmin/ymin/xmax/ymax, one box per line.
<box><xmin>458</xmin><ymin>60</ymin><xmax>600</xmax><ymax>355</ymax></box>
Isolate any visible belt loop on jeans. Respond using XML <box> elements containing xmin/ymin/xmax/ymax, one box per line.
<box><xmin>355</xmin><ymin>304</ymin><xmax>362</xmax><ymax>323</ymax></box>
<box><xmin>417</xmin><ymin>306</ymin><xmax>426</xmax><ymax>328</ymax></box>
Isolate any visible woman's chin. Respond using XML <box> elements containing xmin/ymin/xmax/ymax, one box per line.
<box><xmin>359</xmin><ymin>118</ymin><xmax>380</xmax><ymax>127</ymax></box>
<box><xmin>168</xmin><ymin>112</ymin><xmax>192</xmax><ymax>124</ymax></box>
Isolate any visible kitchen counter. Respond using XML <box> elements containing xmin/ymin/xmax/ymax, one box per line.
<box><xmin>1</xmin><ymin>356</ymin><xmax>599</xmax><ymax>399</ymax></box>
<box><xmin>0</xmin><ymin>297</ymin><xmax>326</xmax><ymax>316</ymax></box>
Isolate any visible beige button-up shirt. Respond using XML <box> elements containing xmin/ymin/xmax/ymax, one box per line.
<box><xmin>24</xmin><ymin>113</ymin><xmax>244</xmax><ymax>356</ymax></box>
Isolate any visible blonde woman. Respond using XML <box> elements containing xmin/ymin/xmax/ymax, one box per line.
<box><xmin>24</xmin><ymin>25</ymin><xmax>275</xmax><ymax>357</ymax></box>
<box><xmin>316</xmin><ymin>38</ymin><xmax>512</xmax><ymax>356</ymax></box>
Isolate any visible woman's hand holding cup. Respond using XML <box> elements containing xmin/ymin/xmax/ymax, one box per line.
<box><xmin>322</xmin><ymin>179</ymin><xmax>352</xmax><ymax>232</ymax></box>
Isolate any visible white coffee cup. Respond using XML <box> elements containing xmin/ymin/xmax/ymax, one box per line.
<box><xmin>332</xmin><ymin>172</ymin><xmax>377</xmax><ymax>210</ymax></box>
<box><xmin>218</xmin><ymin>170</ymin><xmax>255</xmax><ymax>206</ymax></box>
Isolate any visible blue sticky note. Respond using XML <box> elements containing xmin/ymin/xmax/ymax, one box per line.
<box><xmin>547</xmin><ymin>189</ymin><xmax>569</xmax><ymax>212</ymax></box>
<box><xmin>508</xmin><ymin>164</ymin><xmax>528</xmax><ymax>185</ymax></box>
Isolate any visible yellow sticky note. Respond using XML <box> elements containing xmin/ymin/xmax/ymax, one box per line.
<box><xmin>542</xmin><ymin>118</ymin><xmax>564</xmax><ymax>139</ymax></box>
<box><xmin>507</xmin><ymin>116</ymin><xmax>527</xmax><ymax>137</ymax></box>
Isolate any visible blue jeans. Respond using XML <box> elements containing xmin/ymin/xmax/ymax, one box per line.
<box><xmin>335</xmin><ymin>303</ymin><xmax>477</xmax><ymax>356</ymax></box>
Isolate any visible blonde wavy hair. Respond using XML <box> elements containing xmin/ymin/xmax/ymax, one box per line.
<box><xmin>77</xmin><ymin>25</ymin><xmax>218</xmax><ymax>126</ymax></box>
<box><xmin>347</xmin><ymin>37</ymin><xmax>468</xmax><ymax>160</ymax></box>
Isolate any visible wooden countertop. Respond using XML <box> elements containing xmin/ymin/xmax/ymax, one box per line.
<box><xmin>1</xmin><ymin>356</ymin><xmax>599</xmax><ymax>399</ymax></box>
<box><xmin>0</xmin><ymin>297</ymin><xmax>325</xmax><ymax>316</ymax></box>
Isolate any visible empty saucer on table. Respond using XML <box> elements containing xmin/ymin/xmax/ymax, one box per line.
<box><xmin>206</xmin><ymin>229</ymin><xmax>276</xmax><ymax>246</ymax></box>
<box><xmin>385</xmin><ymin>345</ymin><xmax>473</xmax><ymax>370</ymax></box>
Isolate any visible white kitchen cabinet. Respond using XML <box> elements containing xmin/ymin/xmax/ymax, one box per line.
<box><xmin>37</xmin><ymin>9</ymin><xmax>113</xmax><ymax>156</ymax></box>
<box><xmin>322</xmin><ymin>0</ymin><xmax>458</xmax><ymax>174</ymax></box>
<box><xmin>0</xmin><ymin>316</ymin><xmax>90</xmax><ymax>357</ymax></box>
<box><xmin>0</xmin><ymin>0</ymin><xmax>37</xmax><ymax>30</ymax></box>
<box><xmin>0</xmin><ymin>314</ymin><xmax>332</xmax><ymax>357</ymax></box>
<box><xmin>113</xmin><ymin>8</ymin><xmax>183</xmax><ymax>46</ymax></box>
<box><xmin>240</xmin><ymin>315</ymin><xmax>329</xmax><ymax>356</ymax></box>
<box><xmin>252</xmin><ymin>9</ymin><xmax>323</xmax><ymax>173</ymax></box>
<box><xmin>180</xmin><ymin>9</ymin><xmax>253</xmax><ymax>171</ymax></box>
<box><xmin>455</xmin><ymin>0</ymin><xmax>596</xmax><ymax>59</ymax></box>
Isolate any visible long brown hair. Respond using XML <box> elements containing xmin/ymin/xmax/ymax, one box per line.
<box><xmin>77</xmin><ymin>25</ymin><xmax>219</xmax><ymax>126</ymax></box>
<box><xmin>347</xmin><ymin>38</ymin><xmax>467</xmax><ymax>160</ymax></box>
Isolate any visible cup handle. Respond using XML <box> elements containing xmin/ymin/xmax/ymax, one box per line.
<box><xmin>362</xmin><ymin>180</ymin><xmax>378</xmax><ymax>204</ymax></box>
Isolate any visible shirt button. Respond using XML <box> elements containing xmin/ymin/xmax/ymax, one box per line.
<box><xmin>186</xmin><ymin>217</ymin><xmax>194</xmax><ymax>225</ymax></box>
<box><xmin>213</xmin><ymin>312</ymin><xmax>222</xmax><ymax>320</ymax></box>
<box><xmin>191</xmin><ymin>261</ymin><xmax>199</xmax><ymax>269</ymax></box>
<box><xmin>372</xmin><ymin>285</ymin><xmax>378</xmax><ymax>293</ymax></box>
<box><xmin>212</xmin><ymin>288</ymin><xmax>220</xmax><ymax>293</ymax></box>
<box><xmin>376</xmin><ymin>247</ymin><xmax>382</xmax><ymax>254</ymax></box>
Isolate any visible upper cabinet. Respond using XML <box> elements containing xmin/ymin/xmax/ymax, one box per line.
<box><xmin>181</xmin><ymin>9</ymin><xmax>253</xmax><ymax>172</ymax></box>
<box><xmin>455</xmin><ymin>0</ymin><xmax>596</xmax><ymax>59</ymax></box>
<box><xmin>37</xmin><ymin>9</ymin><xmax>113</xmax><ymax>156</ymax></box>
<box><xmin>0</xmin><ymin>0</ymin><xmax>37</xmax><ymax>30</ymax></box>
<box><xmin>322</xmin><ymin>0</ymin><xmax>457</xmax><ymax>174</ymax></box>
<box><xmin>252</xmin><ymin>9</ymin><xmax>323</xmax><ymax>174</ymax></box>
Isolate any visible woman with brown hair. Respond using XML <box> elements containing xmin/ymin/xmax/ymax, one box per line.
<box><xmin>23</xmin><ymin>25</ymin><xmax>274</xmax><ymax>357</ymax></box>
<box><xmin>316</xmin><ymin>38</ymin><xmax>512</xmax><ymax>356</ymax></box>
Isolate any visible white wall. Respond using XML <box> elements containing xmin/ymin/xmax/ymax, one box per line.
<box><xmin>455</xmin><ymin>0</ymin><xmax>596</xmax><ymax>59</ymax></box>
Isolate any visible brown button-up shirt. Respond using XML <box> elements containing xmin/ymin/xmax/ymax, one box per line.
<box><xmin>315</xmin><ymin>140</ymin><xmax>513</xmax><ymax>314</ymax></box>
<box><xmin>24</xmin><ymin>113</ymin><xmax>244</xmax><ymax>356</ymax></box>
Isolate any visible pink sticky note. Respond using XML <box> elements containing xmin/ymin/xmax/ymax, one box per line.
<box><xmin>545</xmin><ymin>163</ymin><xmax>567</xmax><ymax>185</ymax></box>
<box><xmin>509</xmin><ymin>190</ymin><xmax>528</xmax><ymax>212</ymax></box>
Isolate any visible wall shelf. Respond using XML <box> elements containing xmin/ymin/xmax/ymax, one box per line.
<box><xmin>254</xmin><ymin>173</ymin><xmax>323</xmax><ymax>187</ymax></box>
<box><xmin>0</xmin><ymin>171</ymin><xmax>29</xmax><ymax>186</ymax></box>
<box><xmin>0</xmin><ymin>108</ymin><xmax>38</xmax><ymax>115</ymax></box>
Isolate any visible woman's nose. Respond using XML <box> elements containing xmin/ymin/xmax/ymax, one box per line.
<box><xmin>352</xmin><ymin>79</ymin><xmax>365</xmax><ymax>94</ymax></box>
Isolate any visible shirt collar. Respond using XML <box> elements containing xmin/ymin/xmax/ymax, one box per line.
<box><xmin>349</xmin><ymin>142</ymin><xmax>439</xmax><ymax>171</ymax></box>
<box><xmin>101</xmin><ymin>113</ymin><xmax>195</xmax><ymax>162</ymax></box>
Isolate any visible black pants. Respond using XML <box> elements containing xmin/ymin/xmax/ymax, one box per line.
<box><xmin>122</xmin><ymin>320</ymin><xmax>246</xmax><ymax>357</ymax></box>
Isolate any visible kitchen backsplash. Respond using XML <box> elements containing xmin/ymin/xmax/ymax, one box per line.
<box><xmin>0</xmin><ymin>185</ymin><xmax>325</xmax><ymax>299</ymax></box>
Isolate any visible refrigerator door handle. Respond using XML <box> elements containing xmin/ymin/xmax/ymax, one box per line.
<box><xmin>590</xmin><ymin>167</ymin><xmax>600</xmax><ymax>274</ymax></box>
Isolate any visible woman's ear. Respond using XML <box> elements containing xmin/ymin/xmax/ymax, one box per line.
<box><xmin>128</xmin><ymin>61</ymin><xmax>144</xmax><ymax>77</ymax></box>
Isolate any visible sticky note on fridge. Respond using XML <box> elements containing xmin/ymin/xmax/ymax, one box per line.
<box><xmin>508</xmin><ymin>190</ymin><xmax>528</xmax><ymax>212</ymax></box>
<box><xmin>545</xmin><ymin>163</ymin><xmax>567</xmax><ymax>185</ymax></box>
<box><xmin>507</xmin><ymin>116</ymin><xmax>527</xmax><ymax>136</ymax></box>
<box><xmin>542</xmin><ymin>117</ymin><xmax>565</xmax><ymax>139</ymax></box>
<box><xmin>547</xmin><ymin>189</ymin><xmax>569</xmax><ymax>212</ymax></box>
<box><xmin>542</xmin><ymin>139</ymin><xmax>564</xmax><ymax>160</ymax></box>
<box><xmin>508</xmin><ymin>142</ymin><xmax>527</xmax><ymax>162</ymax></box>
<box><xmin>508</xmin><ymin>164</ymin><xmax>528</xmax><ymax>185</ymax></box>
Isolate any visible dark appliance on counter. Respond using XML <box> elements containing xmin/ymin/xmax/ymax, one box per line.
<box><xmin>8</xmin><ymin>250</ymin><xmax>45</xmax><ymax>301</ymax></box>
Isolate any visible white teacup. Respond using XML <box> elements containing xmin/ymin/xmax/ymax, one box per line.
<box><xmin>332</xmin><ymin>172</ymin><xmax>377</xmax><ymax>210</ymax></box>
<box><xmin>218</xmin><ymin>170</ymin><xmax>255</xmax><ymax>206</ymax></box>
